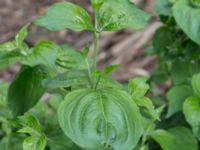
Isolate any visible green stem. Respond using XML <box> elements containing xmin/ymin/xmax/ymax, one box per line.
<box><xmin>85</xmin><ymin>58</ymin><xmax>93</xmax><ymax>88</ymax></box>
<box><xmin>93</xmin><ymin>32</ymin><xmax>100</xmax><ymax>72</ymax></box>
<box><xmin>94</xmin><ymin>75</ymin><xmax>101</xmax><ymax>90</ymax></box>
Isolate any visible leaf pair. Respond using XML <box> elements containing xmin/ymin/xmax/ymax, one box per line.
<box><xmin>33</xmin><ymin>1</ymin><xmax>150</xmax><ymax>32</ymax></box>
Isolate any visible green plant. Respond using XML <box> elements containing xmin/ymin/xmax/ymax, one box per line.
<box><xmin>1</xmin><ymin>0</ymin><xmax>200</xmax><ymax>150</ymax></box>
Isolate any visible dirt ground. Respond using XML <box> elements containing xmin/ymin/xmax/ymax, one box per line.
<box><xmin>0</xmin><ymin>0</ymin><xmax>160</xmax><ymax>82</ymax></box>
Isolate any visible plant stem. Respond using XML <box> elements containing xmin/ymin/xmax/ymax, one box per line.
<box><xmin>85</xmin><ymin>58</ymin><xmax>93</xmax><ymax>88</ymax></box>
<box><xmin>94</xmin><ymin>75</ymin><xmax>101</xmax><ymax>90</ymax></box>
<box><xmin>93</xmin><ymin>32</ymin><xmax>100</xmax><ymax>72</ymax></box>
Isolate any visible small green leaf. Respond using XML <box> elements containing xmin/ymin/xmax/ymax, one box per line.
<box><xmin>33</xmin><ymin>2</ymin><xmax>94</xmax><ymax>31</ymax></box>
<box><xmin>58</xmin><ymin>88</ymin><xmax>143</xmax><ymax>150</ymax></box>
<box><xmin>7</xmin><ymin>66</ymin><xmax>46</xmax><ymax>117</ymax></box>
<box><xmin>150</xmin><ymin>126</ymin><xmax>198</xmax><ymax>150</ymax></box>
<box><xmin>42</xmin><ymin>69</ymin><xmax>89</xmax><ymax>89</ymax></box>
<box><xmin>95</xmin><ymin>0</ymin><xmax>150</xmax><ymax>31</ymax></box>
<box><xmin>15</xmin><ymin>24</ymin><xmax>29</xmax><ymax>48</ymax></box>
<box><xmin>81</xmin><ymin>42</ymin><xmax>90</xmax><ymax>58</ymax></box>
<box><xmin>102</xmin><ymin>64</ymin><xmax>120</xmax><ymax>75</ymax></box>
<box><xmin>128</xmin><ymin>76</ymin><xmax>149</xmax><ymax>98</ymax></box>
<box><xmin>183</xmin><ymin>96</ymin><xmax>200</xmax><ymax>139</ymax></box>
<box><xmin>192</xmin><ymin>73</ymin><xmax>200</xmax><ymax>98</ymax></box>
<box><xmin>18</xmin><ymin>115</ymin><xmax>42</xmax><ymax>134</ymax></box>
<box><xmin>166</xmin><ymin>84</ymin><xmax>193</xmax><ymax>117</ymax></box>
<box><xmin>173</xmin><ymin>0</ymin><xmax>200</xmax><ymax>45</ymax></box>
<box><xmin>23</xmin><ymin>134</ymin><xmax>46</xmax><ymax>150</ymax></box>
<box><xmin>91</xmin><ymin>0</ymin><xmax>104</xmax><ymax>12</ymax></box>
<box><xmin>0</xmin><ymin>41</ymin><xmax>17</xmax><ymax>52</ymax></box>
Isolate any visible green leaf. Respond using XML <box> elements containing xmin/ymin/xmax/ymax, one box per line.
<box><xmin>33</xmin><ymin>2</ymin><xmax>94</xmax><ymax>31</ymax></box>
<box><xmin>15</xmin><ymin>24</ymin><xmax>29</xmax><ymax>48</ymax></box>
<box><xmin>171</xmin><ymin>59</ymin><xmax>199</xmax><ymax>84</ymax></box>
<box><xmin>155</xmin><ymin>0</ymin><xmax>172</xmax><ymax>16</ymax></box>
<box><xmin>56</xmin><ymin>45</ymin><xmax>88</xmax><ymax>71</ymax></box>
<box><xmin>183</xmin><ymin>96</ymin><xmax>200</xmax><ymax>139</ymax></box>
<box><xmin>102</xmin><ymin>64</ymin><xmax>120</xmax><ymax>75</ymax></box>
<box><xmin>81</xmin><ymin>42</ymin><xmax>90</xmax><ymax>58</ymax></box>
<box><xmin>47</xmin><ymin>129</ymin><xmax>80</xmax><ymax>150</ymax></box>
<box><xmin>48</xmin><ymin>94</ymin><xmax>63</xmax><ymax>110</ymax></box>
<box><xmin>139</xmin><ymin>145</ymin><xmax>149</xmax><ymax>150</ymax></box>
<box><xmin>128</xmin><ymin>76</ymin><xmax>149</xmax><ymax>98</ymax></box>
<box><xmin>7</xmin><ymin>66</ymin><xmax>46</xmax><ymax>117</ymax></box>
<box><xmin>134</xmin><ymin>97</ymin><xmax>159</xmax><ymax>121</ymax></box>
<box><xmin>97</xmin><ymin>75</ymin><xmax>123</xmax><ymax>89</ymax></box>
<box><xmin>23</xmin><ymin>134</ymin><xmax>46</xmax><ymax>150</ymax></box>
<box><xmin>58</xmin><ymin>88</ymin><xmax>143</xmax><ymax>150</ymax></box>
<box><xmin>42</xmin><ymin>69</ymin><xmax>89</xmax><ymax>89</ymax></box>
<box><xmin>18</xmin><ymin>115</ymin><xmax>42</xmax><ymax>134</ymax></box>
<box><xmin>22</xmin><ymin>41</ymin><xmax>59</xmax><ymax>69</ymax></box>
<box><xmin>192</xmin><ymin>73</ymin><xmax>200</xmax><ymax>98</ymax></box>
<box><xmin>150</xmin><ymin>126</ymin><xmax>198</xmax><ymax>150</ymax></box>
<box><xmin>94</xmin><ymin>0</ymin><xmax>150</xmax><ymax>31</ymax></box>
<box><xmin>191</xmin><ymin>0</ymin><xmax>200</xmax><ymax>7</ymax></box>
<box><xmin>173</xmin><ymin>0</ymin><xmax>200</xmax><ymax>45</ymax></box>
<box><xmin>0</xmin><ymin>41</ymin><xmax>17</xmax><ymax>52</ymax></box>
<box><xmin>0</xmin><ymin>41</ymin><xmax>59</xmax><ymax>70</ymax></box>
<box><xmin>0</xmin><ymin>136</ymin><xmax>23</xmax><ymax>150</ymax></box>
<box><xmin>152</xmin><ymin>26</ymin><xmax>175</xmax><ymax>54</ymax></box>
<box><xmin>166</xmin><ymin>84</ymin><xmax>193</xmax><ymax>117</ymax></box>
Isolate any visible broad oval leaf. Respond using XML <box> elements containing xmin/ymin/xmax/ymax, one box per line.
<box><xmin>7</xmin><ymin>66</ymin><xmax>46</xmax><ymax>117</ymax></box>
<box><xmin>183</xmin><ymin>96</ymin><xmax>200</xmax><ymax>139</ymax></box>
<box><xmin>95</xmin><ymin>0</ymin><xmax>150</xmax><ymax>31</ymax></box>
<box><xmin>173</xmin><ymin>0</ymin><xmax>200</xmax><ymax>45</ymax></box>
<box><xmin>166</xmin><ymin>84</ymin><xmax>193</xmax><ymax>118</ymax></box>
<box><xmin>192</xmin><ymin>73</ymin><xmax>200</xmax><ymax>98</ymax></box>
<box><xmin>42</xmin><ymin>70</ymin><xmax>89</xmax><ymax>89</ymax></box>
<box><xmin>150</xmin><ymin>126</ymin><xmax>198</xmax><ymax>150</ymax></box>
<box><xmin>33</xmin><ymin>2</ymin><xmax>94</xmax><ymax>31</ymax></box>
<box><xmin>58</xmin><ymin>88</ymin><xmax>143</xmax><ymax>150</ymax></box>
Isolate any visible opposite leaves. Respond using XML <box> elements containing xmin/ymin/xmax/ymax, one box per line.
<box><xmin>58</xmin><ymin>88</ymin><xmax>143</xmax><ymax>150</ymax></box>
